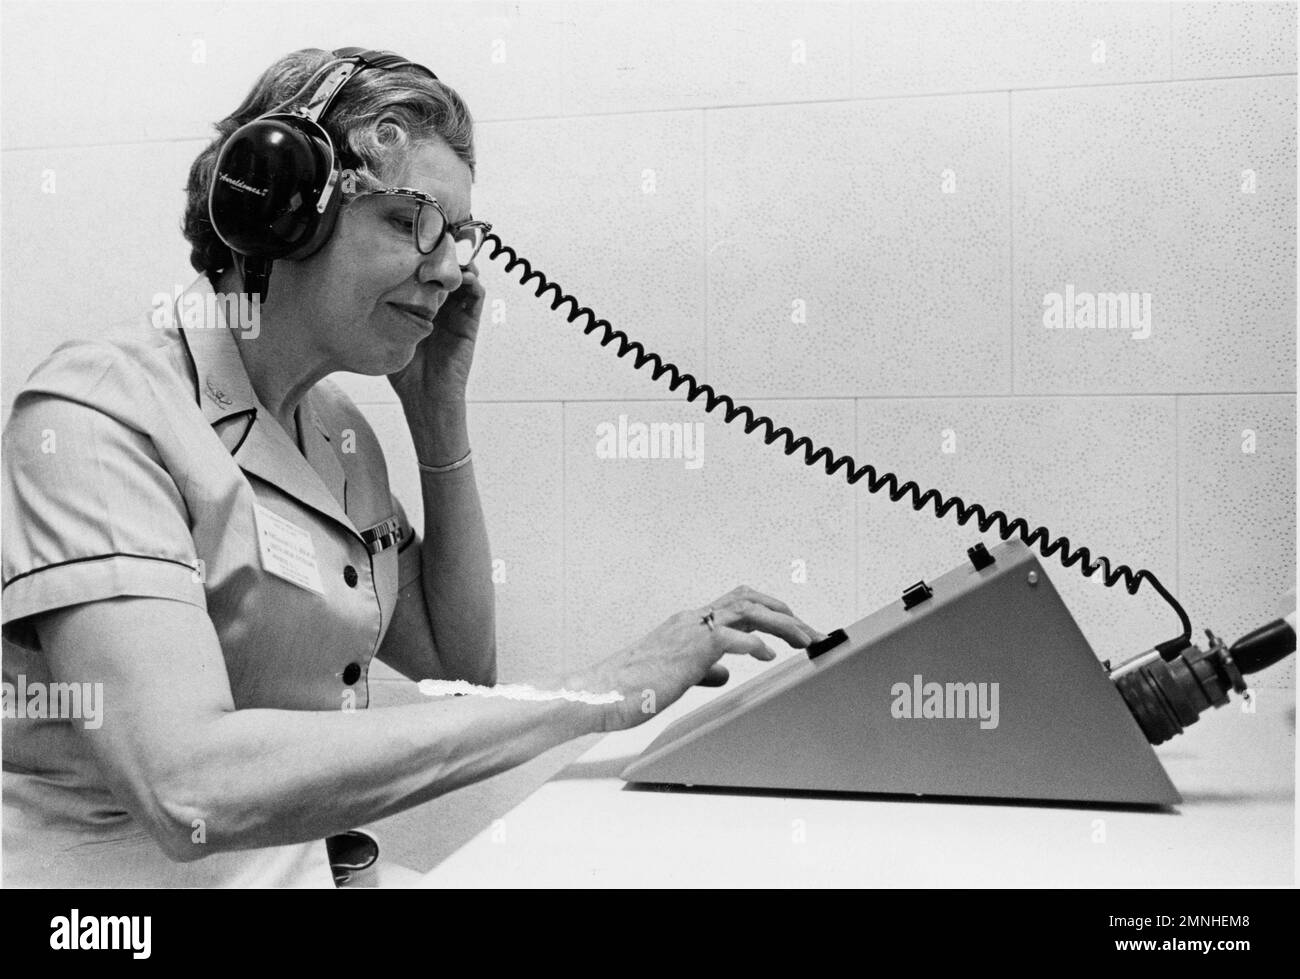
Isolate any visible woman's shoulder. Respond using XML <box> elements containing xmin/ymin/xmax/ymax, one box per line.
<box><xmin>18</xmin><ymin>332</ymin><xmax>190</xmax><ymax>402</ymax></box>
<box><xmin>7</xmin><ymin>332</ymin><xmax>196</xmax><ymax>435</ymax></box>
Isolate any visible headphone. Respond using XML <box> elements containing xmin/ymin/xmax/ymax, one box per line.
<box><xmin>207</xmin><ymin>47</ymin><xmax>439</xmax><ymax>300</ymax></box>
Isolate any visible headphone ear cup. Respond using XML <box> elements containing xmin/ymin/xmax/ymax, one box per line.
<box><xmin>283</xmin><ymin>174</ymin><xmax>344</xmax><ymax>261</ymax></box>
<box><xmin>209</xmin><ymin>115</ymin><xmax>335</xmax><ymax>260</ymax></box>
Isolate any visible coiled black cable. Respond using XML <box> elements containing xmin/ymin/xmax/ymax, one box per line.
<box><xmin>485</xmin><ymin>232</ymin><xmax>1193</xmax><ymax>655</ymax></box>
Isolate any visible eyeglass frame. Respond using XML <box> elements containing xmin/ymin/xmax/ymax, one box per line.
<box><xmin>348</xmin><ymin>186</ymin><xmax>492</xmax><ymax>269</ymax></box>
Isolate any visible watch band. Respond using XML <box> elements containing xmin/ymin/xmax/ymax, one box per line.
<box><xmin>360</xmin><ymin>517</ymin><xmax>403</xmax><ymax>554</ymax></box>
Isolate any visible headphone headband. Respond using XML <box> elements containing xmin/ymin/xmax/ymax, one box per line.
<box><xmin>334</xmin><ymin>46</ymin><xmax>438</xmax><ymax>76</ymax></box>
<box><xmin>290</xmin><ymin>48</ymin><xmax>439</xmax><ymax>125</ymax></box>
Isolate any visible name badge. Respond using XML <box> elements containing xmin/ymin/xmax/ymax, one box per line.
<box><xmin>254</xmin><ymin>503</ymin><xmax>325</xmax><ymax>595</ymax></box>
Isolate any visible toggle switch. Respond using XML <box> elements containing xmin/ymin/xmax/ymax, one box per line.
<box><xmin>807</xmin><ymin>627</ymin><xmax>848</xmax><ymax>661</ymax></box>
<box><xmin>967</xmin><ymin>542</ymin><xmax>995</xmax><ymax>571</ymax></box>
<box><xmin>902</xmin><ymin>581</ymin><xmax>933</xmax><ymax>610</ymax></box>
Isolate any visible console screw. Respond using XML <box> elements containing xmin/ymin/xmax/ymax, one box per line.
<box><xmin>1027</xmin><ymin>571</ymin><xmax>1039</xmax><ymax>586</ymax></box>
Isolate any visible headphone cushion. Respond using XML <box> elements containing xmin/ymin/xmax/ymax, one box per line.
<box><xmin>209</xmin><ymin>115</ymin><xmax>337</xmax><ymax>260</ymax></box>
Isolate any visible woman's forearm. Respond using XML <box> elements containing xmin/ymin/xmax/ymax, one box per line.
<box><xmin>39</xmin><ymin>596</ymin><xmax>609</xmax><ymax>864</ymax></box>
<box><xmin>159</xmin><ymin>688</ymin><xmax>604</xmax><ymax>859</ymax></box>
<box><xmin>407</xmin><ymin>400</ymin><xmax>498</xmax><ymax>685</ymax></box>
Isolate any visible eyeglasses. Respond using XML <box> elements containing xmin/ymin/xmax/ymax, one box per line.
<box><xmin>350</xmin><ymin>187</ymin><xmax>492</xmax><ymax>269</ymax></box>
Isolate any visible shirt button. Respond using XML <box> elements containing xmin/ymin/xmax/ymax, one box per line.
<box><xmin>343</xmin><ymin>565</ymin><xmax>358</xmax><ymax>587</ymax></box>
<box><xmin>342</xmin><ymin>663</ymin><xmax>362</xmax><ymax>685</ymax></box>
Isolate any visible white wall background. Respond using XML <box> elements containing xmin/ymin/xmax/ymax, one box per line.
<box><xmin>2</xmin><ymin>0</ymin><xmax>1296</xmax><ymax>870</ymax></box>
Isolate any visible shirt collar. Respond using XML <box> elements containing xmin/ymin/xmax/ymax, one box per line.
<box><xmin>173</xmin><ymin>273</ymin><xmax>357</xmax><ymax>542</ymax></box>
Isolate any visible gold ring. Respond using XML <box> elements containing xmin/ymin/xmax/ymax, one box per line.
<box><xmin>701</xmin><ymin>607</ymin><xmax>716</xmax><ymax>631</ymax></box>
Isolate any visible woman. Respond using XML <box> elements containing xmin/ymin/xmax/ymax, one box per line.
<box><xmin>0</xmin><ymin>47</ymin><xmax>823</xmax><ymax>887</ymax></box>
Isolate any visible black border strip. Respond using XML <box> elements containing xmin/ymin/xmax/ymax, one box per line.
<box><xmin>2</xmin><ymin>552</ymin><xmax>197</xmax><ymax>590</ymax></box>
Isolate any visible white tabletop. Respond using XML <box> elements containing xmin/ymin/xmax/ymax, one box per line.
<box><xmin>421</xmin><ymin>683</ymin><xmax>1295</xmax><ymax>887</ymax></box>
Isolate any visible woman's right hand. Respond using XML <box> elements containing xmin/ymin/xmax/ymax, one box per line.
<box><xmin>570</xmin><ymin>586</ymin><xmax>827</xmax><ymax>732</ymax></box>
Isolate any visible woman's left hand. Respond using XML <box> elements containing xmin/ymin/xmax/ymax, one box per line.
<box><xmin>388</xmin><ymin>262</ymin><xmax>485</xmax><ymax>407</ymax></box>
